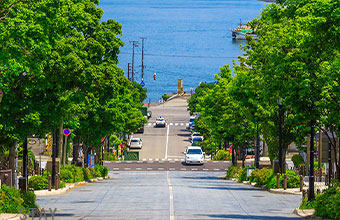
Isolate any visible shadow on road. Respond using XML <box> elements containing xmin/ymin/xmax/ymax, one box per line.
<box><xmin>195</xmin><ymin>214</ymin><xmax>300</xmax><ymax>220</ymax></box>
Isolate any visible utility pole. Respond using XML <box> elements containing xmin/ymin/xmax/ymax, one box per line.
<box><xmin>52</xmin><ymin>129</ymin><xmax>57</xmax><ymax>187</ymax></box>
<box><xmin>130</xmin><ymin>40</ymin><xmax>139</xmax><ymax>83</ymax></box>
<box><xmin>128</xmin><ymin>63</ymin><xmax>131</xmax><ymax>81</ymax></box>
<box><xmin>140</xmin><ymin>37</ymin><xmax>147</xmax><ymax>82</ymax></box>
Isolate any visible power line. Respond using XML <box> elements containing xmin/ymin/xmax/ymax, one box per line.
<box><xmin>120</xmin><ymin>52</ymin><xmax>237</xmax><ymax>59</ymax></box>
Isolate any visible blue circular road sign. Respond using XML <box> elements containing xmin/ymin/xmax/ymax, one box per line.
<box><xmin>140</xmin><ymin>81</ymin><xmax>145</xmax><ymax>87</ymax></box>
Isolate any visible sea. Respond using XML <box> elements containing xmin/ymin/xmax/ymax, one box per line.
<box><xmin>99</xmin><ymin>0</ymin><xmax>269</xmax><ymax>102</ymax></box>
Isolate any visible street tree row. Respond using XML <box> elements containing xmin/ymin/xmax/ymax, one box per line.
<box><xmin>0</xmin><ymin>1</ymin><xmax>146</xmax><ymax>173</ymax></box>
<box><xmin>189</xmin><ymin>0</ymin><xmax>339</xmax><ymax>179</ymax></box>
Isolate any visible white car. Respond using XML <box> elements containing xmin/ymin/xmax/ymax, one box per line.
<box><xmin>185</xmin><ymin>146</ymin><xmax>204</xmax><ymax>165</ymax></box>
<box><xmin>155</xmin><ymin>117</ymin><xmax>166</xmax><ymax>127</ymax></box>
<box><xmin>130</xmin><ymin>138</ymin><xmax>143</xmax><ymax>149</ymax></box>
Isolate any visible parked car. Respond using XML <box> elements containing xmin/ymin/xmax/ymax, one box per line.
<box><xmin>155</xmin><ymin>117</ymin><xmax>166</xmax><ymax>127</ymax></box>
<box><xmin>130</xmin><ymin>138</ymin><xmax>143</xmax><ymax>149</ymax></box>
<box><xmin>136</xmin><ymin>125</ymin><xmax>144</xmax><ymax>133</ymax></box>
<box><xmin>188</xmin><ymin>116</ymin><xmax>196</xmax><ymax>130</ymax></box>
<box><xmin>185</xmin><ymin>146</ymin><xmax>205</xmax><ymax>165</ymax></box>
<box><xmin>190</xmin><ymin>132</ymin><xmax>201</xmax><ymax>140</ymax></box>
<box><xmin>191</xmin><ymin>136</ymin><xmax>204</xmax><ymax>145</ymax></box>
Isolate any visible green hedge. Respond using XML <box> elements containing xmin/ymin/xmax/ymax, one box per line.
<box><xmin>249</xmin><ymin>168</ymin><xmax>273</xmax><ymax>186</ymax></box>
<box><xmin>237</xmin><ymin>168</ymin><xmax>247</xmax><ymax>183</ymax></box>
<box><xmin>213</xmin><ymin>150</ymin><xmax>231</xmax><ymax>161</ymax></box>
<box><xmin>267</xmin><ymin>170</ymin><xmax>300</xmax><ymax>189</ymax></box>
<box><xmin>59</xmin><ymin>164</ymin><xmax>108</xmax><ymax>183</ymax></box>
<box><xmin>315</xmin><ymin>182</ymin><xmax>340</xmax><ymax>220</ymax></box>
<box><xmin>226</xmin><ymin>166</ymin><xmax>238</xmax><ymax>179</ymax></box>
<box><xmin>28</xmin><ymin>175</ymin><xmax>48</xmax><ymax>190</ymax></box>
<box><xmin>0</xmin><ymin>185</ymin><xmax>38</xmax><ymax>214</ymax></box>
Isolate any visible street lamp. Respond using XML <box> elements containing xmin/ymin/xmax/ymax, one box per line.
<box><xmin>255</xmin><ymin>124</ymin><xmax>260</xmax><ymax>169</ymax></box>
<box><xmin>309</xmin><ymin>102</ymin><xmax>315</xmax><ymax>201</ymax></box>
<box><xmin>277</xmin><ymin>97</ymin><xmax>283</xmax><ymax>174</ymax></box>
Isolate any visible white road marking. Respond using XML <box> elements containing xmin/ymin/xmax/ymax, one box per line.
<box><xmin>115</xmin><ymin>161</ymin><xmax>121</xmax><ymax>163</ymax></box>
<box><xmin>180</xmin><ymin>123</ymin><xmax>183</xmax><ymax>126</ymax></box>
<box><xmin>148</xmin><ymin>158</ymin><xmax>153</xmax><ymax>161</ymax></box>
<box><xmin>113</xmin><ymin>168</ymin><xmax>119</xmax><ymax>171</ymax></box>
<box><xmin>191</xmin><ymin>168</ymin><xmax>198</xmax><ymax>171</ymax></box>
<box><xmin>175</xmin><ymin>123</ymin><xmax>178</xmax><ymax>126</ymax></box>
<box><xmin>175</xmin><ymin>159</ymin><xmax>179</xmax><ymax>161</ymax></box>
<box><xmin>158</xmin><ymin>168</ymin><xmax>165</xmax><ymax>170</ymax></box>
<box><xmin>180</xmin><ymin>168</ymin><xmax>186</xmax><ymax>171</ymax></box>
<box><xmin>169</xmin><ymin>168</ymin><xmax>175</xmax><ymax>171</ymax></box>
<box><xmin>126</xmin><ymin>161</ymin><xmax>132</xmax><ymax>163</ymax></box>
<box><xmin>165</xmin><ymin>124</ymin><xmax>170</xmax><ymax>159</ymax></box>
<box><xmin>213</xmin><ymin>169</ymin><xmax>220</xmax><ymax>171</ymax></box>
<box><xmin>148</xmin><ymin>123</ymin><xmax>152</xmax><ymax>126</ymax></box>
<box><xmin>124</xmin><ymin>168</ymin><xmax>131</xmax><ymax>170</ymax></box>
<box><xmin>170</xmin><ymin>161</ymin><xmax>176</xmax><ymax>164</ymax></box>
<box><xmin>155</xmin><ymin>158</ymin><xmax>160</xmax><ymax>161</ymax></box>
<box><xmin>170</xmin><ymin>123</ymin><xmax>173</xmax><ymax>126</ymax></box>
<box><xmin>213</xmin><ymin>161</ymin><xmax>218</xmax><ymax>163</ymax></box>
<box><xmin>136</xmin><ymin>168</ymin><xmax>142</xmax><ymax>170</ymax></box>
<box><xmin>137</xmin><ymin>161</ymin><xmax>143</xmax><ymax>163</ymax></box>
<box><xmin>186</xmin><ymin>123</ymin><xmax>189</xmax><ymax>126</ymax></box>
<box><xmin>167</xmin><ymin>172</ymin><xmax>175</xmax><ymax>220</ymax></box>
<box><xmin>142</xmin><ymin>159</ymin><xmax>147</xmax><ymax>161</ymax></box>
<box><xmin>147</xmin><ymin>161</ymin><xmax>154</xmax><ymax>163</ymax></box>
<box><xmin>159</xmin><ymin>161</ymin><xmax>164</xmax><ymax>163</ymax></box>
<box><xmin>203</xmin><ymin>169</ymin><xmax>209</xmax><ymax>171</ymax></box>
<box><xmin>147</xmin><ymin>168</ymin><xmax>153</xmax><ymax>170</ymax></box>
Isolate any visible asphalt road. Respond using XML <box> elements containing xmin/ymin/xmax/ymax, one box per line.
<box><xmin>104</xmin><ymin>160</ymin><xmax>231</xmax><ymax>172</ymax></box>
<box><xmin>131</xmin><ymin>96</ymin><xmax>191</xmax><ymax>160</ymax></box>
<box><xmin>36</xmin><ymin>171</ymin><xmax>302</xmax><ymax>220</ymax></box>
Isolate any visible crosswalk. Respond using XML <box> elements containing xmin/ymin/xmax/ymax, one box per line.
<box><xmin>145</xmin><ymin>122</ymin><xmax>189</xmax><ymax>127</ymax></box>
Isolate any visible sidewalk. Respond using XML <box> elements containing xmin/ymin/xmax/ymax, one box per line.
<box><xmin>0</xmin><ymin>214</ymin><xmax>24</xmax><ymax>220</ymax></box>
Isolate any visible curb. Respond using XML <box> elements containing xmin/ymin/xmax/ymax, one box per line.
<box><xmin>34</xmin><ymin>176</ymin><xmax>108</xmax><ymax>196</ymax></box>
<box><xmin>268</xmin><ymin>189</ymin><xmax>302</xmax><ymax>195</ymax></box>
<box><xmin>0</xmin><ymin>214</ymin><xmax>24</xmax><ymax>220</ymax></box>
<box><xmin>292</xmin><ymin>208</ymin><xmax>327</xmax><ymax>219</ymax></box>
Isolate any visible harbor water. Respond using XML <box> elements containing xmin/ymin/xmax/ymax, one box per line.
<box><xmin>99</xmin><ymin>0</ymin><xmax>269</xmax><ymax>102</ymax></box>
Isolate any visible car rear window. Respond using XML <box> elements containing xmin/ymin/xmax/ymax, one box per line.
<box><xmin>131</xmin><ymin>139</ymin><xmax>139</xmax><ymax>142</ymax></box>
<box><xmin>187</xmin><ymin>149</ymin><xmax>202</xmax><ymax>154</ymax></box>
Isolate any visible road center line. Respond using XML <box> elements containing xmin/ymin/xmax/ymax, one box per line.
<box><xmin>165</xmin><ymin>124</ymin><xmax>170</xmax><ymax>159</ymax></box>
<box><xmin>167</xmin><ymin>171</ymin><xmax>175</xmax><ymax>220</ymax></box>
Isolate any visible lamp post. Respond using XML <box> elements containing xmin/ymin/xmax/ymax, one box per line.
<box><xmin>309</xmin><ymin>103</ymin><xmax>315</xmax><ymax>201</ymax></box>
<box><xmin>277</xmin><ymin>97</ymin><xmax>283</xmax><ymax>174</ymax></box>
<box><xmin>255</xmin><ymin>124</ymin><xmax>260</xmax><ymax>169</ymax></box>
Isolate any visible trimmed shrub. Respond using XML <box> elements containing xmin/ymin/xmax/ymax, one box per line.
<box><xmin>249</xmin><ymin>168</ymin><xmax>273</xmax><ymax>186</ymax></box>
<box><xmin>28</xmin><ymin>175</ymin><xmax>48</xmax><ymax>190</ymax></box>
<box><xmin>226</xmin><ymin>166</ymin><xmax>238</xmax><ymax>179</ymax></box>
<box><xmin>83</xmin><ymin>168</ymin><xmax>94</xmax><ymax>181</ymax></box>
<box><xmin>0</xmin><ymin>184</ymin><xmax>24</xmax><ymax>213</ymax></box>
<box><xmin>292</xmin><ymin>154</ymin><xmax>305</xmax><ymax>168</ymax></box>
<box><xmin>315</xmin><ymin>182</ymin><xmax>340</xmax><ymax>220</ymax></box>
<box><xmin>213</xmin><ymin>150</ymin><xmax>231</xmax><ymax>161</ymax></box>
<box><xmin>21</xmin><ymin>190</ymin><xmax>38</xmax><ymax>209</ymax></box>
<box><xmin>299</xmin><ymin>197</ymin><xmax>316</xmax><ymax>210</ymax></box>
<box><xmin>267</xmin><ymin>170</ymin><xmax>300</xmax><ymax>189</ymax></box>
<box><xmin>60</xmin><ymin>168</ymin><xmax>73</xmax><ymax>183</ymax></box>
<box><xmin>94</xmin><ymin>164</ymin><xmax>108</xmax><ymax>178</ymax></box>
<box><xmin>237</xmin><ymin>167</ymin><xmax>247</xmax><ymax>183</ymax></box>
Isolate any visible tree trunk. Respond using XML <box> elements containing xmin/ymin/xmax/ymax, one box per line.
<box><xmin>282</xmin><ymin>144</ymin><xmax>288</xmax><ymax>173</ymax></box>
<box><xmin>9</xmin><ymin>142</ymin><xmax>16</xmax><ymax>186</ymax></box>
<box><xmin>58</xmin><ymin>123</ymin><xmax>63</xmax><ymax>159</ymax></box>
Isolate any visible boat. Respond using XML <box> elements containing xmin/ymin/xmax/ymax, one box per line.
<box><xmin>231</xmin><ymin>21</ymin><xmax>258</xmax><ymax>40</ymax></box>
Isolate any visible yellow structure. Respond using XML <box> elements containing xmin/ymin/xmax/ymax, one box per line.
<box><xmin>177</xmin><ymin>79</ymin><xmax>184</xmax><ymax>95</ymax></box>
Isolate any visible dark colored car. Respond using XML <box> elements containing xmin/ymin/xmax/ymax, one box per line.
<box><xmin>136</xmin><ymin>125</ymin><xmax>144</xmax><ymax>133</ymax></box>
